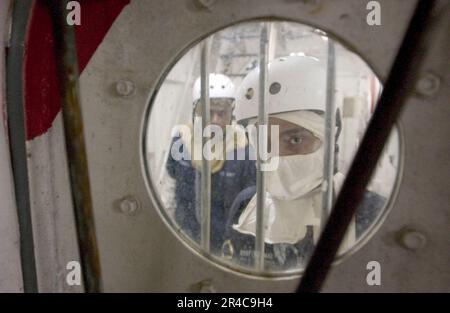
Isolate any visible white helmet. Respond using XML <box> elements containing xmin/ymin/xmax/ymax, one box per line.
<box><xmin>235</xmin><ymin>56</ymin><xmax>327</xmax><ymax>122</ymax></box>
<box><xmin>192</xmin><ymin>73</ymin><xmax>236</xmax><ymax>104</ymax></box>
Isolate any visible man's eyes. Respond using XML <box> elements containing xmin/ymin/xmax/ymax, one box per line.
<box><xmin>289</xmin><ymin>136</ymin><xmax>302</xmax><ymax>145</ymax></box>
<box><xmin>283</xmin><ymin>134</ymin><xmax>304</xmax><ymax>145</ymax></box>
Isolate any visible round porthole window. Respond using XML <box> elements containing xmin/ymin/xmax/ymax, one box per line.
<box><xmin>142</xmin><ymin>20</ymin><xmax>401</xmax><ymax>277</ymax></box>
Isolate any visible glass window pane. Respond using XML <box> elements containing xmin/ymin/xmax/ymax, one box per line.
<box><xmin>143</xmin><ymin>20</ymin><xmax>401</xmax><ymax>276</ymax></box>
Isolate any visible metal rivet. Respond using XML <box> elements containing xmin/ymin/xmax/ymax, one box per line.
<box><xmin>399</xmin><ymin>229</ymin><xmax>427</xmax><ymax>251</ymax></box>
<box><xmin>197</xmin><ymin>0</ymin><xmax>215</xmax><ymax>9</ymax></box>
<box><xmin>115</xmin><ymin>79</ymin><xmax>135</xmax><ymax>97</ymax></box>
<box><xmin>415</xmin><ymin>73</ymin><xmax>441</xmax><ymax>97</ymax></box>
<box><xmin>119</xmin><ymin>197</ymin><xmax>139</xmax><ymax>216</ymax></box>
<box><xmin>198</xmin><ymin>280</ymin><xmax>216</xmax><ymax>293</ymax></box>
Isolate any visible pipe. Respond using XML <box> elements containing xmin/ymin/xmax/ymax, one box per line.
<box><xmin>6</xmin><ymin>0</ymin><xmax>38</xmax><ymax>293</ymax></box>
<box><xmin>45</xmin><ymin>0</ymin><xmax>102</xmax><ymax>293</ymax></box>
<box><xmin>297</xmin><ymin>0</ymin><xmax>437</xmax><ymax>292</ymax></box>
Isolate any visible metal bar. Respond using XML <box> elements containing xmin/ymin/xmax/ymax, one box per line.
<box><xmin>320</xmin><ymin>39</ymin><xmax>336</xmax><ymax>231</ymax></box>
<box><xmin>255</xmin><ymin>22</ymin><xmax>271</xmax><ymax>271</ymax></box>
<box><xmin>6</xmin><ymin>0</ymin><xmax>38</xmax><ymax>293</ymax></box>
<box><xmin>226</xmin><ymin>74</ymin><xmax>247</xmax><ymax>78</ymax></box>
<box><xmin>220</xmin><ymin>53</ymin><xmax>258</xmax><ymax>59</ymax></box>
<box><xmin>45</xmin><ymin>0</ymin><xmax>102</xmax><ymax>292</ymax></box>
<box><xmin>200</xmin><ymin>38</ymin><xmax>212</xmax><ymax>253</ymax></box>
<box><xmin>297</xmin><ymin>0</ymin><xmax>437</xmax><ymax>293</ymax></box>
<box><xmin>217</xmin><ymin>35</ymin><xmax>261</xmax><ymax>40</ymax></box>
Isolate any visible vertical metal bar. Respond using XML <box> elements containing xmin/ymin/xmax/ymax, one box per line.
<box><xmin>195</xmin><ymin>170</ymin><xmax>201</xmax><ymax>234</ymax></box>
<box><xmin>297</xmin><ymin>0</ymin><xmax>436</xmax><ymax>292</ymax></box>
<box><xmin>320</xmin><ymin>39</ymin><xmax>336</xmax><ymax>231</ymax></box>
<box><xmin>255</xmin><ymin>22</ymin><xmax>271</xmax><ymax>271</ymax></box>
<box><xmin>200</xmin><ymin>38</ymin><xmax>211</xmax><ymax>253</ymax></box>
<box><xmin>6</xmin><ymin>0</ymin><xmax>38</xmax><ymax>293</ymax></box>
<box><xmin>46</xmin><ymin>0</ymin><xmax>102</xmax><ymax>292</ymax></box>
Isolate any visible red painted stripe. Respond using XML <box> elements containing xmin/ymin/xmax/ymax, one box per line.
<box><xmin>23</xmin><ymin>0</ymin><xmax>130</xmax><ymax>140</ymax></box>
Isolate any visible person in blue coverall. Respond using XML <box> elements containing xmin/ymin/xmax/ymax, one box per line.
<box><xmin>166</xmin><ymin>73</ymin><xmax>256</xmax><ymax>255</ymax></box>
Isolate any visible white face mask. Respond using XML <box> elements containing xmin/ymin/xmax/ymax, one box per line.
<box><xmin>234</xmin><ymin>112</ymin><xmax>357</xmax><ymax>247</ymax></box>
<box><xmin>248</xmin><ymin>111</ymin><xmax>325</xmax><ymax>201</ymax></box>
<box><xmin>234</xmin><ymin>111</ymin><xmax>326</xmax><ymax>244</ymax></box>
<box><xmin>266</xmin><ymin>146</ymin><xmax>324</xmax><ymax>201</ymax></box>
<box><xmin>233</xmin><ymin>191</ymin><xmax>321</xmax><ymax>244</ymax></box>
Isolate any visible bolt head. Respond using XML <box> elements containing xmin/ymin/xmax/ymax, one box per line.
<box><xmin>119</xmin><ymin>197</ymin><xmax>139</xmax><ymax>215</ymax></box>
<box><xmin>197</xmin><ymin>0</ymin><xmax>215</xmax><ymax>8</ymax></box>
<box><xmin>415</xmin><ymin>73</ymin><xmax>441</xmax><ymax>97</ymax></box>
<box><xmin>198</xmin><ymin>280</ymin><xmax>216</xmax><ymax>293</ymax></box>
<box><xmin>115</xmin><ymin>79</ymin><xmax>135</xmax><ymax>97</ymax></box>
<box><xmin>400</xmin><ymin>229</ymin><xmax>427</xmax><ymax>251</ymax></box>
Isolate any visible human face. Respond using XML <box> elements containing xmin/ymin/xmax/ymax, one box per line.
<box><xmin>268</xmin><ymin>116</ymin><xmax>322</xmax><ymax>157</ymax></box>
<box><xmin>194</xmin><ymin>98</ymin><xmax>234</xmax><ymax>129</ymax></box>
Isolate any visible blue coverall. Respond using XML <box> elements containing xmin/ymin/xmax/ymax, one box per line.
<box><xmin>166</xmin><ymin>136</ymin><xmax>257</xmax><ymax>254</ymax></box>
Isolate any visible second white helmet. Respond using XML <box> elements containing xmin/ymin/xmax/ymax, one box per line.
<box><xmin>235</xmin><ymin>55</ymin><xmax>327</xmax><ymax>122</ymax></box>
<box><xmin>192</xmin><ymin>73</ymin><xmax>236</xmax><ymax>104</ymax></box>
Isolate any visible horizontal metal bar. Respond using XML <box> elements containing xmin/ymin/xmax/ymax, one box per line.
<box><xmin>220</xmin><ymin>53</ymin><xmax>258</xmax><ymax>59</ymax></box>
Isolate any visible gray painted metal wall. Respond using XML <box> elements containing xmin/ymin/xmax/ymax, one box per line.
<box><xmin>75</xmin><ymin>0</ymin><xmax>449</xmax><ymax>291</ymax></box>
<box><xmin>5</xmin><ymin>0</ymin><xmax>448</xmax><ymax>292</ymax></box>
